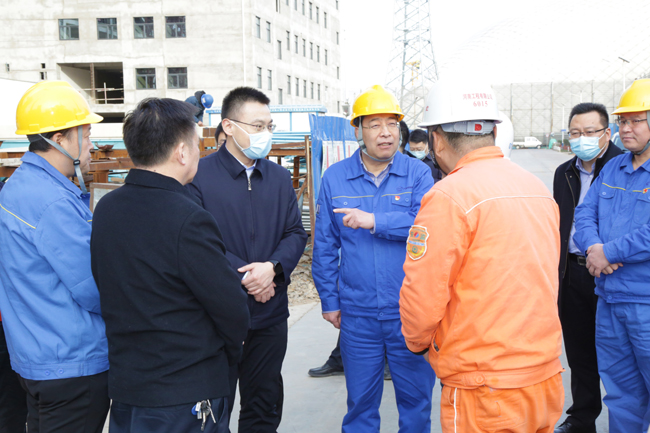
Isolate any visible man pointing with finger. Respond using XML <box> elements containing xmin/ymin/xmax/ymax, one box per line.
<box><xmin>312</xmin><ymin>85</ymin><xmax>436</xmax><ymax>432</ymax></box>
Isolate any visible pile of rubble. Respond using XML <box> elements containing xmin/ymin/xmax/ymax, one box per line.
<box><xmin>287</xmin><ymin>248</ymin><xmax>320</xmax><ymax>306</ymax></box>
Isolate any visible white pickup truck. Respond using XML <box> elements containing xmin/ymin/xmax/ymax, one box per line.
<box><xmin>513</xmin><ymin>137</ymin><xmax>543</xmax><ymax>149</ymax></box>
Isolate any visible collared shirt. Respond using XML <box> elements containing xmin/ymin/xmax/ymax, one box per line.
<box><xmin>0</xmin><ymin>152</ymin><xmax>108</xmax><ymax>380</ymax></box>
<box><xmin>568</xmin><ymin>158</ymin><xmax>596</xmax><ymax>255</ymax></box>
<box><xmin>574</xmin><ymin>152</ymin><xmax>650</xmax><ymax>303</ymax></box>
<box><xmin>359</xmin><ymin>151</ymin><xmax>394</xmax><ymax>187</ymax></box>
<box><xmin>228</xmin><ymin>145</ymin><xmax>257</xmax><ymax>179</ymax></box>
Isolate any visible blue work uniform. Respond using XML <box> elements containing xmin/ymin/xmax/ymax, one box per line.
<box><xmin>574</xmin><ymin>153</ymin><xmax>650</xmax><ymax>433</ymax></box>
<box><xmin>312</xmin><ymin>149</ymin><xmax>435</xmax><ymax>433</ymax></box>
<box><xmin>0</xmin><ymin>152</ymin><xmax>108</xmax><ymax>381</ymax></box>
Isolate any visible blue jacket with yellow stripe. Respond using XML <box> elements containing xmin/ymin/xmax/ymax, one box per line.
<box><xmin>574</xmin><ymin>152</ymin><xmax>650</xmax><ymax>303</ymax></box>
<box><xmin>312</xmin><ymin>149</ymin><xmax>435</xmax><ymax>320</ymax></box>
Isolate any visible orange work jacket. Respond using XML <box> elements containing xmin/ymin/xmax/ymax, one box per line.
<box><xmin>400</xmin><ymin>146</ymin><xmax>563</xmax><ymax>389</ymax></box>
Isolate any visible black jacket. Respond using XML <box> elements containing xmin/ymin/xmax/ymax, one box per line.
<box><xmin>91</xmin><ymin>169</ymin><xmax>249</xmax><ymax>407</ymax></box>
<box><xmin>406</xmin><ymin>151</ymin><xmax>443</xmax><ymax>182</ymax></box>
<box><xmin>552</xmin><ymin>142</ymin><xmax>622</xmax><ymax>295</ymax></box>
<box><xmin>187</xmin><ymin>146</ymin><xmax>308</xmax><ymax>330</ymax></box>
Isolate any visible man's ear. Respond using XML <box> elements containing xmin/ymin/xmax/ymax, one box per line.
<box><xmin>175</xmin><ymin>141</ymin><xmax>187</xmax><ymax>165</ymax></box>
<box><xmin>493</xmin><ymin>124</ymin><xmax>498</xmax><ymax>141</ymax></box>
<box><xmin>431</xmin><ymin>129</ymin><xmax>446</xmax><ymax>155</ymax></box>
<box><xmin>222</xmin><ymin>119</ymin><xmax>234</xmax><ymax>137</ymax></box>
<box><xmin>354</xmin><ymin>126</ymin><xmax>360</xmax><ymax>140</ymax></box>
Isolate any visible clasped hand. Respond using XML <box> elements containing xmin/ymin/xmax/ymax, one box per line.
<box><xmin>239</xmin><ymin>262</ymin><xmax>276</xmax><ymax>303</ymax></box>
<box><xmin>586</xmin><ymin>243</ymin><xmax>623</xmax><ymax>278</ymax></box>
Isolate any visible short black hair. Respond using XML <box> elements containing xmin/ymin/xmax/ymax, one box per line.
<box><xmin>400</xmin><ymin>120</ymin><xmax>409</xmax><ymax>147</ymax></box>
<box><xmin>123</xmin><ymin>98</ymin><xmax>197</xmax><ymax>167</ymax></box>
<box><xmin>221</xmin><ymin>87</ymin><xmax>270</xmax><ymax>121</ymax></box>
<box><xmin>27</xmin><ymin>128</ymin><xmax>74</xmax><ymax>152</ymax></box>
<box><xmin>439</xmin><ymin>129</ymin><xmax>495</xmax><ymax>152</ymax></box>
<box><xmin>569</xmin><ymin>103</ymin><xmax>609</xmax><ymax>129</ymax></box>
<box><xmin>408</xmin><ymin>129</ymin><xmax>427</xmax><ymax>144</ymax></box>
<box><xmin>215</xmin><ymin>122</ymin><xmax>225</xmax><ymax>144</ymax></box>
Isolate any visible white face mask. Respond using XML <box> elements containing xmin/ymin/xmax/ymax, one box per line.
<box><xmin>231</xmin><ymin>122</ymin><xmax>273</xmax><ymax>159</ymax></box>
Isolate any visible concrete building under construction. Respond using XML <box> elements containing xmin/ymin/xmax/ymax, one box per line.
<box><xmin>0</xmin><ymin>0</ymin><xmax>344</xmax><ymax>135</ymax></box>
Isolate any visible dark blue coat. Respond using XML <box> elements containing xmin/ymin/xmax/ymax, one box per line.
<box><xmin>188</xmin><ymin>146</ymin><xmax>307</xmax><ymax>330</ymax></box>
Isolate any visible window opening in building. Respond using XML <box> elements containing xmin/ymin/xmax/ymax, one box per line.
<box><xmin>294</xmin><ymin>35</ymin><xmax>298</xmax><ymax>53</ymax></box>
<box><xmin>166</xmin><ymin>16</ymin><xmax>186</xmax><ymax>38</ymax></box>
<box><xmin>302</xmin><ymin>0</ymin><xmax>305</xmax><ymax>15</ymax></box>
<box><xmin>336</xmin><ymin>31</ymin><xmax>339</xmax><ymax>45</ymax></box>
<box><xmin>286</xmin><ymin>31</ymin><xmax>290</xmax><ymax>50</ymax></box>
<box><xmin>310</xmin><ymin>82</ymin><xmax>314</xmax><ymax>99</ymax></box>
<box><xmin>268</xmin><ymin>70</ymin><xmax>273</xmax><ymax>90</ymax></box>
<box><xmin>257</xmin><ymin>67</ymin><xmax>262</xmax><ymax>88</ymax></box>
<box><xmin>40</xmin><ymin>72</ymin><xmax>47</xmax><ymax>80</ymax></box>
<box><xmin>295</xmin><ymin>77</ymin><xmax>299</xmax><ymax>96</ymax></box>
<box><xmin>41</xmin><ymin>63</ymin><xmax>46</xmax><ymax>69</ymax></box>
<box><xmin>255</xmin><ymin>17</ymin><xmax>261</xmax><ymax>38</ymax></box>
<box><xmin>279</xmin><ymin>88</ymin><xmax>283</xmax><ymax>105</ymax></box>
<box><xmin>134</xmin><ymin>17</ymin><xmax>154</xmax><ymax>39</ymax></box>
<box><xmin>318</xmin><ymin>84</ymin><xmax>321</xmax><ymax>100</ymax></box>
<box><xmin>336</xmin><ymin>0</ymin><xmax>339</xmax><ymax>10</ymax></box>
<box><xmin>136</xmin><ymin>68</ymin><xmax>156</xmax><ymax>89</ymax></box>
<box><xmin>168</xmin><ymin>67</ymin><xmax>188</xmax><ymax>88</ymax></box>
<box><xmin>302</xmin><ymin>39</ymin><xmax>306</xmax><ymax>56</ymax></box>
<box><xmin>266</xmin><ymin>21</ymin><xmax>271</xmax><ymax>42</ymax></box>
<box><xmin>97</xmin><ymin>18</ymin><xmax>118</xmax><ymax>40</ymax></box>
<box><xmin>294</xmin><ymin>0</ymin><xmax>298</xmax><ymax>10</ymax></box>
<box><xmin>303</xmin><ymin>79</ymin><xmax>307</xmax><ymax>97</ymax></box>
<box><xmin>325</xmin><ymin>49</ymin><xmax>328</xmax><ymax>65</ymax></box>
<box><xmin>316</xmin><ymin>7</ymin><xmax>319</xmax><ymax>24</ymax></box>
<box><xmin>287</xmin><ymin>75</ymin><xmax>291</xmax><ymax>95</ymax></box>
<box><xmin>337</xmin><ymin>66</ymin><xmax>340</xmax><ymax>79</ymax></box>
<box><xmin>59</xmin><ymin>62</ymin><xmax>124</xmax><ymax>104</ymax></box>
<box><xmin>310</xmin><ymin>42</ymin><xmax>313</xmax><ymax>59</ymax></box>
<box><xmin>324</xmin><ymin>12</ymin><xmax>327</xmax><ymax>28</ymax></box>
<box><xmin>59</xmin><ymin>19</ymin><xmax>79</xmax><ymax>40</ymax></box>
<box><xmin>277</xmin><ymin>41</ymin><xmax>282</xmax><ymax>59</ymax></box>
<box><xmin>317</xmin><ymin>45</ymin><xmax>320</xmax><ymax>62</ymax></box>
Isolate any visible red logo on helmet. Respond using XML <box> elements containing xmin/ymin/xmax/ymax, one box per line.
<box><xmin>425</xmin><ymin>106</ymin><xmax>429</xmax><ymax>111</ymax></box>
<box><xmin>474</xmin><ymin>124</ymin><xmax>482</xmax><ymax>132</ymax></box>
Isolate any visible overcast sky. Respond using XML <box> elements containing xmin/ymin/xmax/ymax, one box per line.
<box><xmin>339</xmin><ymin>0</ymin><xmax>650</xmax><ymax>102</ymax></box>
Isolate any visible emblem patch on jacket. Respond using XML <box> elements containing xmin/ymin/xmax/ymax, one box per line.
<box><xmin>407</xmin><ymin>225</ymin><xmax>428</xmax><ymax>260</ymax></box>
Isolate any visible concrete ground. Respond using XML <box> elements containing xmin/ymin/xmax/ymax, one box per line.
<box><xmin>106</xmin><ymin>149</ymin><xmax>612</xmax><ymax>432</ymax></box>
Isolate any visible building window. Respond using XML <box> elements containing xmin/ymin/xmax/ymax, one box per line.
<box><xmin>318</xmin><ymin>84</ymin><xmax>321</xmax><ymax>100</ymax></box>
<box><xmin>266</xmin><ymin>21</ymin><xmax>271</xmax><ymax>42</ymax></box>
<box><xmin>166</xmin><ymin>16</ymin><xmax>186</xmax><ymax>38</ymax></box>
<box><xmin>97</xmin><ymin>18</ymin><xmax>118</xmax><ymax>40</ymax></box>
<box><xmin>310</xmin><ymin>82</ymin><xmax>314</xmax><ymax>99</ymax></box>
<box><xmin>276</xmin><ymin>0</ymin><xmax>281</xmax><ymax>13</ymax></box>
<box><xmin>325</xmin><ymin>49</ymin><xmax>328</xmax><ymax>65</ymax></box>
<box><xmin>302</xmin><ymin>38</ymin><xmax>306</xmax><ymax>57</ymax></box>
<box><xmin>279</xmin><ymin>88</ymin><xmax>283</xmax><ymax>105</ymax></box>
<box><xmin>295</xmin><ymin>77</ymin><xmax>300</xmax><ymax>95</ymax></box>
<box><xmin>336</xmin><ymin>31</ymin><xmax>339</xmax><ymax>45</ymax></box>
<box><xmin>294</xmin><ymin>0</ymin><xmax>297</xmax><ymax>10</ymax></box>
<box><xmin>136</xmin><ymin>68</ymin><xmax>156</xmax><ymax>89</ymax></box>
<box><xmin>277</xmin><ymin>41</ymin><xmax>282</xmax><ymax>59</ymax></box>
<box><xmin>255</xmin><ymin>16</ymin><xmax>261</xmax><ymax>38</ymax></box>
<box><xmin>294</xmin><ymin>35</ymin><xmax>298</xmax><ymax>53</ymax></box>
<box><xmin>286</xmin><ymin>31</ymin><xmax>290</xmax><ymax>50</ymax></box>
<box><xmin>336</xmin><ymin>0</ymin><xmax>339</xmax><ymax>9</ymax></box>
<box><xmin>40</xmin><ymin>72</ymin><xmax>47</xmax><ymax>80</ymax></box>
<box><xmin>316</xmin><ymin>7</ymin><xmax>319</xmax><ymax>23</ymax></box>
<box><xmin>303</xmin><ymin>79</ymin><xmax>307</xmax><ymax>97</ymax></box>
<box><xmin>316</xmin><ymin>45</ymin><xmax>320</xmax><ymax>62</ymax></box>
<box><xmin>59</xmin><ymin>19</ymin><xmax>79</xmax><ymax>40</ymax></box>
<box><xmin>337</xmin><ymin>66</ymin><xmax>340</xmax><ymax>79</ymax></box>
<box><xmin>302</xmin><ymin>0</ymin><xmax>305</xmax><ymax>15</ymax></box>
<box><xmin>268</xmin><ymin>69</ymin><xmax>272</xmax><ymax>90</ymax></box>
<box><xmin>309</xmin><ymin>2</ymin><xmax>313</xmax><ymax>19</ymax></box>
<box><xmin>287</xmin><ymin>75</ymin><xmax>291</xmax><ymax>95</ymax></box>
<box><xmin>134</xmin><ymin>17</ymin><xmax>154</xmax><ymax>39</ymax></box>
<box><xmin>257</xmin><ymin>67</ymin><xmax>262</xmax><ymax>88</ymax></box>
<box><xmin>310</xmin><ymin>42</ymin><xmax>313</xmax><ymax>59</ymax></box>
<box><xmin>324</xmin><ymin>12</ymin><xmax>327</xmax><ymax>28</ymax></box>
<box><xmin>168</xmin><ymin>67</ymin><xmax>188</xmax><ymax>88</ymax></box>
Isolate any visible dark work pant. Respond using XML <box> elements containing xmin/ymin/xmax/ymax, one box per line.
<box><xmin>18</xmin><ymin>371</ymin><xmax>109</xmax><ymax>433</ymax></box>
<box><xmin>228</xmin><ymin>321</ymin><xmax>288</xmax><ymax>433</ymax></box>
<box><xmin>326</xmin><ymin>333</ymin><xmax>343</xmax><ymax>370</ymax></box>
<box><xmin>0</xmin><ymin>322</ymin><xmax>27</xmax><ymax>433</ymax></box>
<box><xmin>559</xmin><ymin>257</ymin><xmax>601</xmax><ymax>427</ymax></box>
<box><xmin>110</xmin><ymin>397</ymin><xmax>229</xmax><ymax>433</ymax></box>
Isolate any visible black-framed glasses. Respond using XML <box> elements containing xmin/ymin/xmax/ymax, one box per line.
<box><xmin>568</xmin><ymin>127</ymin><xmax>606</xmax><ymax>139</ymax></box>
<box><xmin>615</xmin><ymin>118</ymin><xmax>648</xmax><ymax>127</ymax></box>
<box><xmin>230</xmin><ymin>119</ymin><xmax>276</xmax><ymax>133</ymax></box>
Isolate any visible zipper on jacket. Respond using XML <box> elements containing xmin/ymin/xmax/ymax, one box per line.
<box><xmin>248</xmin><ymin>176</ymin><xmax>252</xmax><ymax>191</ymax></box>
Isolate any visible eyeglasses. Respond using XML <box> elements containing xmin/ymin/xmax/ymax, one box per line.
<box><xmin>230</xmin><ymin>119</ymin><xmax>276</xmax><ymax>133</ymax></box>
<box><xmin>615</xmin><ymin>118</ymin><xmax>648</xmax><ymax>127</ymax></box>
<box><xmin>361</xmin><ymin>121</ymin><xmax>399</xmax><ymax>131</ymax></box>
<box><xmin>568</xmin><ymin>127</ymin><xmax>606</xmax><ymax>139</ymax></box>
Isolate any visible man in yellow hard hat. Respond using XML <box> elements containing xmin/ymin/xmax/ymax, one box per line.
<box><xmin>312</xmin><ymin>85</ymin><xmax>436</xmax><ymax>432</ymax></box>
<box><xmin>0</xmin><ymin>81</ymin><xmax>109</xmax><ymax>433</ymax></box>
<box><xmin>574</xmin><ymin>78</ymin><xmax>650</xmax><ymax>433</ymax></box>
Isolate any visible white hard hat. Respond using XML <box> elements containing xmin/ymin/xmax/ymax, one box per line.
<box><xmin>419</xmin><ymin>80</ymin><xmax>501</xmax><ymax>128</ymax></box>
<box><xmin>495</xmin><ymin>111</ymin><xmax>513</xmax><ymax>159</ymax></box>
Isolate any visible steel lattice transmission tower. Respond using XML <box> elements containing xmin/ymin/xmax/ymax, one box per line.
<box><xmin>385</xmin><ymin>0</ymin><xmax>439</xmax><ymax>128</ymax></box>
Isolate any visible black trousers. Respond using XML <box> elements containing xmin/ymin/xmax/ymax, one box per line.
<box><xmin>17</xmin><ymin>371</ymin><xmax>110</xmax><ymax>433</ymax></box>
<box><xmin>228</xmin><ymin>321</ymin><xmax>288</xmax><ymax>433</ymax></box>
<box><xmin>559</xmin><ymin>256</ymin><xmax>602</xmax><ymax>427</ymax></box>
<box><xmin>0</xmin><ymin>322</ymin><xmax>27</xmax><ymax>433</ymax></box>
<box><xmin>325</xmin><ymin>334</ymin><xmax>343</xmax><ymax>370</ymax></box>
<box><xmin>110</xmin><ymin>398</ymin><xmax>229</xmax><ymax>433</ymax></box>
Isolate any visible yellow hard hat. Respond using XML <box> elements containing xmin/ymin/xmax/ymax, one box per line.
<box><xmin>350</xmin><ymin>85</ymin><xmax>404</xmax><ymax>126</ymax></box>
<box><xmin>15</xmin><ymin>81</ymin><xmax>103</xmax><ymax>135</ymax></box>
<box><xmin>612</xmin><ymin>79</ymin><xmax>650</xmax><ymax>115</ymax></box>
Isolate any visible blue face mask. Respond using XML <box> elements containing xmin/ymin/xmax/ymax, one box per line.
<box><xmin>569</xmin><ymin>132</ymin><xmax>605</xmax><ymax>161</ymax></box>
<box><xmin>409</xmin><ymin>150</ymin><xmax>427</xmax><ymax>160</ymax></box>
<box><xmin>232</xmin><ymin>122</ymin><xmax>273</xmax><ymax>159</ymax></box>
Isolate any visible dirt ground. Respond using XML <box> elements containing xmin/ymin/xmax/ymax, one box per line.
<box><xmin>287</xmin><ymin>247</ymin><xmax>320</xmax><ymax>306</ymax></box>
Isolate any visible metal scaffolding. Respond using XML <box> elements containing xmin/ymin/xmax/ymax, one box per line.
<box><xmin>385</xmin><ymin>0</ymin><xmax>438</xmax><ymax>128</ymax></box>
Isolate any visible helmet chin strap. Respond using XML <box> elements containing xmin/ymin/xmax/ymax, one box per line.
<box><xmin>356</xmin><ymin>116</ymin><xmax>399</xmax><ymax>163</ymax></box>
<box><xmin>39</xmin><ymin>125</ymin><xmax>88</xmax><ymax>194</ymax></box>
